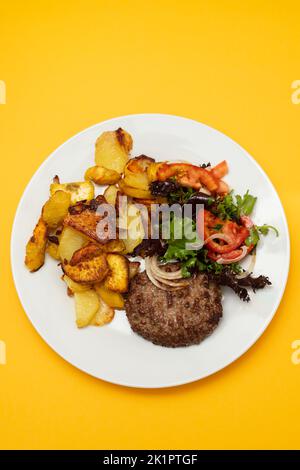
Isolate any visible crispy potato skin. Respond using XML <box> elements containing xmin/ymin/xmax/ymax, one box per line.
<box><xmin>25</xmin><ymin>217</ymin><xmax>48</xmax><ymax>272</ymax></box>
<box><xmin>62</xmin><ymin>246</ymin><xmax>109</xmax><ymax>284</ymax></box>
<box><xmin>95</xmin><ymin>129</ymin><xmax>132</xmax><ymax>174</ymax></box>
<box><xmin>46</xmin><ymin>241</ymin><xmax>60</xmax><ymax>260</ymax></box>
<box><xmin>115</xmin><ymin>128</ymin><xmax>133</xmax><ymax>153</ymax></box>
<box><xmin>69</xmin><ymin>243</ymin><xmax>103</xmax><ymax>266</ymax></box>
<box><xmin>123</xmin><ymin>156</ymin><xmax>154</xmax><ymax>191</ymax></box>
<box><xmin>104</xmin><ymin>254</ymin><xmax>129</xmax><ymax>293</ymax></box>
<box><xmin>64</xmin><ymin>209</ymin><xmax>112</xmax><ymax>244</ymax></box>
<box><xmin>85</xmin><ymin>165</ymin><xmax>120</xmax><ymax>185</ymax></box>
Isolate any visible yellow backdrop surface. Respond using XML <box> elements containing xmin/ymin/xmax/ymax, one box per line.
<box><xmin>0</xmin><ymin>0</ymin><xmax>299</xmax><ymax>450</ymax></box>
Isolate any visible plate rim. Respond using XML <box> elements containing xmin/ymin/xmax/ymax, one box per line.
<box><xmin>10</xmin><ymin>113</ymin><xmax>291</xmax><ymax>388</ymax></box>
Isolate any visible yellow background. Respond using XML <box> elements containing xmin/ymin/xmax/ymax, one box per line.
<box><xmin>0</xmin><ymin>0</ymin><xmax>299</xmax><ymax>450</ymax></box>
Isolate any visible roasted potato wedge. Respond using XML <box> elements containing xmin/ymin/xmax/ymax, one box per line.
<box><xmin>123</xmin><ymin>156</ymin><xmax>153</xmax><ymax>190</ymax></box>
<box><xmin>103</xmin><ymin>185</ymin><xmax>119</xmax><ymax>206</ymax></box>
<box><xmin>62</xmin><ymin>274</ymin><xmax>91</xmax><ymax>294</ymax></box>
<box><xmin>74</xmin><ymin>290</ymin><xmax>100</xmax><ymax>328</ymax></box>
<box><xmin>42</xmin><ymin>190</ymin><xmax>71</xmax><ymax>228</ymax></box>
<box><xmin>123</xmin><ymin>172</ymin><xmax>149</xmax><ymax>191</ymax></box>
<box><xmin>95</xmin><ymin>128</ymin><xmax>132</xmax><ymax>173</ymax></box>
<box><xmin>69</xmin><ymin>243</ymin><xmax>102</xmax><ymax>266</ymax></box>
<box><xmin>46</xmin><ymin>241</ymin><xmax>60</xmax><ymax>260</ymax></box>
<box><xmin>94</xmin><ymin>283</ymin><xmax>124</xmax><ymax>309</ymax></box>
<box><xmin>91</xmin><ymin>296</ymin><xmax>115</xmax><ymax>326</ymax></box>
<box><xmin>118</xmin><ymin>178</ymin><xmax>153</xmax><ymax>199</ymax></box>
<box><xmin>85</xmin><ymin>165</ymin><xmax>120</xmax><ymax>185</ymax></box>
<box><xmin>102</xmin><ymin>239</ymin><xmax>125</xmax><ymax>253</ymax></box>
<box><xmin>128</xmin><ymin>261</ymin><xmax>141</xmax><ymax>280</ymax></box>
<box><xmin>64</xmin><ymin>207</ymin><xmax>112</xmax><ymax>244</ymax></box>
<box><xmin>25</xmin><ymin>217</ymin><xmax>48</xmax><ymax>272</ymax></box>
<box><xmin>59</xmin><ymin>226</ymin><xmax>88</xmax><ymax>262</ymax></box>
<box><xmin>104</xmin><ymin>254</ymin><xmax>128</xmax><ymax>293</ymax></box>
<box><xmin>50</xmin><ymin>181</ymin><xmax>94</xmax><ymax>204</ymax></box>
<box><xmin>63</xmin><ymin>247</ymin><xmax>109</xmax><ymax>284</ymax></box>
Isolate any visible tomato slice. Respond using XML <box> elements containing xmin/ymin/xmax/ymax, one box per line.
<box><xmin>201</xmin><ymin>210</ymin><xmax>249</xmax><ymax>254</ymax></box>
<box><xmin>207</xmin><ymin>244</ymin><xmax>254</xmax><ymax>262</ymax></box>
<box><xmin>211</xmin><ymin>160</ymin><xmax>228</xmax><ymax>179</ymax></box>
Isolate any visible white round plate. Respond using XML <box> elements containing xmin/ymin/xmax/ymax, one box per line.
<box><xmin>11</xmin><ymin>114</ymin><xmax>290</xmax><ymax>388</ymax></box>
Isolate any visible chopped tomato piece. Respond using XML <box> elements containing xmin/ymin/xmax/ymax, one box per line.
<box><xmin>216</xmin><ymin>179</ymin><xmax>229</xmax><ymax>194</ymax></box>
<box><xmin>211</xmin><ymin>160</ymin><xmax>228</xmax><ymax>179</ymax></box>
<box><xmin>156</xmin><ymin>163</ymin><xmax>219</xmax><ymax>192</ymax></box>
<box><xmin>200</xmin><ymin>210</ymin><xmax>249</xmax><ymax>254</ymax></box>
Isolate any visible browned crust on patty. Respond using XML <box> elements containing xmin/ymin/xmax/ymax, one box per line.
<box><xmin>125</xmin><ymin>271</ymin><xmax>223</xmax><ymax>347</ymax></box>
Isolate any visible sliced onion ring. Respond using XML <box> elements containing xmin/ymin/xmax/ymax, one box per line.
<box><xmin>153</xmin><ymin>275</ymin><xmax>190</xmax><ymax>287</ymax></box>
<box><xmin>145</xmin><ymin>257</ymin><xmax>190</xmax><ymax>290</ymax></box>
<box><xmin>216</xmin><ymin>246</ymin><xmax>248</xmax><ymax>265</ymax></box>
<box><xmin>236</xmin><ymin>252</ymin><xmax>256</xmax><ymax>279</ymax></box>
<box><xmin>145</xmin><ymin>258</ymin><xmax>169</xmax><ymax>290</ymax></box>
<box><xmin>149</xmin><ymin>256</ymin><xmax>183</xmax><ymax>280</ymax></box>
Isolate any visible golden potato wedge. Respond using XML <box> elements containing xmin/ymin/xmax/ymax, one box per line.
<box><xmin>46</xmin><ymin>241</ymin><xmax>60</xmax><ymax>260</ymax></box>
<box><xmin>91</xmin><ymin>296</ymin><xmax>115</xmax><ymax>326</ymax></box>
<box><xmin>62</xmin><ymin>275</ymin><xmax>91</xmax><ymax>294</ymax></box>
<box><xmin>95</xmin><ymin>283</ymin><xmax>124</xmax><ymax>309</ymax></box>
<box><xmin>123</xmin><ymin>156</ymin><xmax>154</xmax><ymax>191</ymax></box>
<box><xmin>126</xmin><ymin>155</ymin><xmax>155</xmax><ymax>173</ymax></box>
<box><xmin>103</xmin><ymin>185</ymin><xmax>119</xmax><ymax>206</ymax></box>
<box><xmin>64</xmin><ymin>207</ymin><xmax>112</xmax><ymax>244</ymax></box>
<box><xmin>25</xmin><ymin>217</ymin><xmax>48</xmax><ymax>272</ymax></box>
<box><xmin>104</xmin><ymin>254</ymin><xmax>128</xmax><ymax>293</ymax></box>
<box><xmin>95</xmin><ymin>128</ymin><xmax>132</xmax><ymax>173</ymax></box>
<box><xmin>63</xmin><ymin>249</ymin><xmax>109</xmax><ymax>284</ymax></box>
<box><xmin>129</xmin><ymin>261</ymin><xmax>141</xmax><ymax>280</ymax></box>
<box><xmin>74</xmin><ymin>290</ymin><xmax>100</xmax><ymax>328</ymax></box>
<box><xmin>50</xmin><ymin>181</ymin><xmax>94</xmax><ymax>204</ymax></box>
<box><xmin>42</xmin><ymin>190</ymin><xmax>71</xmax><ymax>228</ymax></box>
<box><xmin>102</xmin><ymin>239</ymin><xmax>125</xmax><ymax>253</ymax></box>
<box><xmin>123</xmin><ymin>172</ymin><xmax>149</xmax><ymax>191</ymax></box>
<box><xmin>85</xmin><ymin>165</ymin><xmax>120</xmax><ymax>185</ymax></box>
<box><xmin>69</xmin><ymin>243</ymin><xmax>103</xmax><ymax>266</ymax></box>
<box><xmin>59</xmin><ymin>226</ymin><xmax>88</xmax><ymax>262</ymax></box>
<box><xmin>118</xmin><ymin>178</ymin><xmax>153</xmax><ymax>199</ymax></box>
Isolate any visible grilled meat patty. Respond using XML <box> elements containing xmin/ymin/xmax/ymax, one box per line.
<box><xmin>125</xmin><ymin>271</ymin><xmax>223</xmax><ymax>347</ymax></box>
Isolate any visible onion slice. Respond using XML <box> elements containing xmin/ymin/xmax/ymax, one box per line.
<box><xmin>149</xmin><ymin>256</ymin><xmax>183</xmax><ymax>280</ymax></box>
<box><xmin>145</xmin><ymin>257</ymin><xmax>191</xmax><ymax>290</ymax></box>
<box><xmin>145</xmin><ymin>258</ymin><xmax>169</xmax><ymax>290</ymax></box>
<box><xmin>216</xmin><ymin>246</ymin><xmax>248</xmax><ymax>265</ymax></box>
<box><xmin>236</xmin><ymin>252</ymin><xmax>256</xmax><ymax>279</ymax></box>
